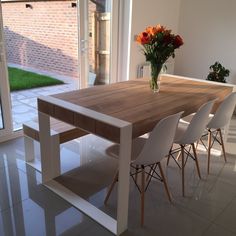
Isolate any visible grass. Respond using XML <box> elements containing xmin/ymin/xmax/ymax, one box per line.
<box><xmin>8</xmin><ymin>67</ymin><xmax>64</xmax><ymax>92</ymax></box>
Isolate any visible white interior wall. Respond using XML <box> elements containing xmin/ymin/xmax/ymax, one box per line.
<box><xmin>129</xmin><ymin>0</ymin><xmax>181</xmax><ymax>79</ymax></box>
<box><xmin>175</xmin><ymin>0</ymin><xmax>236</xmax><ymax>85</ymax></box>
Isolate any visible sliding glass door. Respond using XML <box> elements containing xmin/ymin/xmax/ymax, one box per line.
<box><xmin>0</xmin><ymin>0</ymin><xmax>121</xmax><ymax>141</ymax></box>
<box><xmin>2</xmin><ymin>1</ymin><xmax>81</xmax><ymax>132</ymax></box>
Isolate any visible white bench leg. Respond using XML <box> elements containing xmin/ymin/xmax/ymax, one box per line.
<box><xmin>51</xmin><ymin>134</ymin><xmax>61</xmax><ymax>177</ymax></box>
<box><xmin>24</xmin><ymin>136</ymin><xmax>35</xmax><ymax>163</ymax></box>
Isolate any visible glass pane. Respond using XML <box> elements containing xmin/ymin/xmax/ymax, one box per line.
<box><xmin>88</xmin><ymin>0</ymin><xmax>111</xmax><ymax>86</ymax></box>
<box><xmin>2</xmin><ymin>1</ymin><xmax>79</xmax><ymax>130</ymax></box>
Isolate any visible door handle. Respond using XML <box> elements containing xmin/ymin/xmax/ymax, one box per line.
<box><xmin>81</xmin><ymin>48</ymin><xmax>87</xmax><ymax>53</ymax></box>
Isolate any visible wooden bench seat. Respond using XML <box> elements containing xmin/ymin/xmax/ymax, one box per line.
<box><xmin>23</xmin><ymin>118</ymin><xmax>88</xmax><ymax>173</ymax></box>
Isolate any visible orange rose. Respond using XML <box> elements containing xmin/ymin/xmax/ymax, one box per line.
<box><xmin>156</xmin><ymin>24</ymin><xmax>166</xmax><ymax>33</ymax></box>
<box><xmin>146</xmin><ymin>26</ymin><xmax>153</xmax><ymax>35</ymax></box>
<box><xmin>136</xmin><ymin>32</ymin><xmax>151</xmax><ymax>44</ymax></box>
<box><xmin>136</xmin><ymin>34</ymin><xmax>142</xmax><ymax>44</ymax></box>
<box><xmin>146</xmin><ymin>26</ymin><xmax>158</xmax><ymax>36</ymax></box>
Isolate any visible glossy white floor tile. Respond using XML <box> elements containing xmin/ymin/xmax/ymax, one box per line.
<box><xmin>202</xmin><ymin>223</ymin><xmax>236</xmax><ymax>236</ymax></box>
<box><xmin>0</xmin><ymin>116</ymin><xmax>235</xmax><ymax>235</ymax></box>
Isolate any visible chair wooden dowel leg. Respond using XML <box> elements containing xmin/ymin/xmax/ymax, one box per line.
<box><xmin>167</xmin><ymin>153</ymin><xmax>171</xmax><ymax>166</ymax></box>
<box><xmin>104</xmin><ymin>171</ymin><xmax>119</xmax><ymax>205</ymax></box>
<box><xmin>191</xmin><ymin>143</ymin><xmax>201</xmax><ymax>179</ymax></box>
<box><xmin>135</xmin><ymin>165</ymin><xmax>139</xmax><ymax>183</ymax></box>
<box><xmin>167</xmin><ymin>145</ymin><xmax>173</xmax><ymax>166</ymax></box>
<box><xmin>158</xmin><ymin>162</ymin><xmax>172</xmax><ymax>203</ymax></box>
<box><xmin>176</xmin><ymin>151</ymin><xmax>181</xmax><ymax>161</ymax></box>
<box><xmin>207</xmin><ymin>130</ymin><xmax>212</xmax><ymax>174</ymax></box>
<box><xmin>146</xmin><ymin>163</ymin><xmax>157</xmax><ymax>182</ymax></box>
<box><xmin>195</xmin><ymin>139</ymin><xmax>200</xmax><ymax>150</ymax></box>
<box><xmin>181</xmin><ymin>145</ymin><xmax>185</xmax><ymax>197</ymax></box>
<box><xmin>141</xmin><ymin>166</ymin><xmax>145</xmax><ymax>227</ymax></box>
<box><xmin>218</xmin><ymin>128</ymin><xmax>227</xmax><ymax>163</ymax></box>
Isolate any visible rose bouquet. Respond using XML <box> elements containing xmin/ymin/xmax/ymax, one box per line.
<box><xmin>137</xmin><ymin>24</ymin><xmax>183</xmax><ymax>92</ymax></box>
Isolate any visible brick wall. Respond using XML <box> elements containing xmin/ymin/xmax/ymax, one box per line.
<box><xmin>2</xmin><ymin>1</ymin><xmax>96</xmax><ymax>78</ymax></box>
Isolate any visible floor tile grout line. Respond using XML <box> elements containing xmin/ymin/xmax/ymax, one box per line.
<box><xmin>210</xmin><ymin>196</ymin><xmax>236</xmax><ymax>228</ymax></box>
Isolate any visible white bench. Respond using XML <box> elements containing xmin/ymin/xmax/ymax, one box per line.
<box><xmin>23</xmin><ymin>118</ymin><xmax>88</xmax><ymax>172</ymax></box>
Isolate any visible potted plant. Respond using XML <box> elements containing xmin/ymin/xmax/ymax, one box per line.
<box><xmin>206</xmin><ymin>62</ymin><xmax>230</xmax><ymax>83</ymax></box>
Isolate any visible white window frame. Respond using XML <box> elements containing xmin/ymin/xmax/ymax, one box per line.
<box><xmin>0</xmin><ymin>2</ymin><xmax>15</xmax><ymax>142</ymax></box>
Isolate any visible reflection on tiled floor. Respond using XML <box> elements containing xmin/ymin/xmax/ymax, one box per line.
<box><xmin>11</xmin><ymin>78</ymin><xmax>77</xmax><ymax>130</ymax></box>
<box><xmin>0</xmin><ymin>117</ymin><xmax>235</xmax><ymax>236</ymax></box>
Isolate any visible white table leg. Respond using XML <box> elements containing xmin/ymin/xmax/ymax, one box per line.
<box><xmin>117</xmin><ymin>124</ymin><xmax>132</xmax><ymax>235</ymax></box>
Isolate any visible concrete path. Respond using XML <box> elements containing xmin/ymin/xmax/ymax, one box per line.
<box><xmin>11</xmin><ymin>79</ymin><xmax>77</xmax><ymax>130</ymax></box>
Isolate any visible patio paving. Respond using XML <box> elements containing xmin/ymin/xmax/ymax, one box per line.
<box><xmin>11</xmin><ymin>79</ymin><xmax>77</xmax><ymax>130</ymax></box>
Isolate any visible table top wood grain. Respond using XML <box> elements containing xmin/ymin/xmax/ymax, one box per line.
<box><xmin>38</xmin><ymin>76</ymin><xmax>233</xmax><ymax>143</ymax></box>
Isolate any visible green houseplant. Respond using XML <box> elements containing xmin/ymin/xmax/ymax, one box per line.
<box><xmin>206</xmin><ymin>62</ymin><xmax>230</xmax><ymax>83</ymax></box>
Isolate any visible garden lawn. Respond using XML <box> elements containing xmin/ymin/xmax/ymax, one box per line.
<box><xmin>8</xmin><ymin>67</ymin><xmax>64</xmax><ymax>91</ymax></box>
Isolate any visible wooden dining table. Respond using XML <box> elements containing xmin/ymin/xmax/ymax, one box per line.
<box><xmin>37</xmin><ymin>74</ymin><xmax>233</xmax><ymax>235</ymax></box>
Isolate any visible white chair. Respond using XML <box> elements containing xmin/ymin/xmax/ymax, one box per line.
<box><xmin>104</xmin><ymin>111</ymin><xmax>183</xmax><ymax>226</ymax></box>
<box><xmin>204</xmin><ymin>92</ymin><xmax>236</xmax><ymax>173</ymax></box>
<box><xmin>167</xmin><ymin>100</ymin><xmax>215</xmax><ymax>196</ymax></box>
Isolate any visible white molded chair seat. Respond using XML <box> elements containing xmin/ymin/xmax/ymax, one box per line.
<box><xmin>205</xmin><ymin>92</ymin><xmax>236</xmax><ymax>173</ymax></box>
<box><xmin>180</xmin><ymin>113</ymin><xmax>213</xmax><ymax>126</ymax></box>
<box><xmin>207</xmin><ymin>92</ymin><xmax>236</xmax><ymax>129</ymax></box>
<box><xmin>173</xmin><ymin>122</ymin><xmax>188</xmax><ymax>144</ymax></box>
<box><xmin>104</xmin><ymin>111</ymin><xmax>183</xmax><ymax>226</ymax></box>
<box><xmin>106</xmin><ymin>138</ymin><xmax>146</xmax><ymax>161</ymax></box>
<box><xmin>167</xmin><ymin>99</ymin><xmax>216</xmax><ymax>196</ymax></box>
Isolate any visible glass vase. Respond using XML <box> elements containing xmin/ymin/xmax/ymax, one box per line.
<box><xmin>150</xmin><ymin>63</ymin><xmax>163</xmax><ymax>93</ymax></box>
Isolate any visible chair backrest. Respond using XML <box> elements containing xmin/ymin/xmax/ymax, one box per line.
<box><xmin>178</xmin><ymin>99</ymin><xmax>215</xmax><ymax>144</ymax></box>
<box><xmin>133</xmin><ymin>111</ymin><xmax>184</xmax><ymax>165</ymax></box>
<box><xmin>207</xmin><ymin>92</ymin><xmax>236</xmax><ymax>129</ymax></box>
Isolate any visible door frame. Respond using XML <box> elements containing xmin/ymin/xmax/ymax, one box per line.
<box><xmin>78</xmin><ymin>0</ymin><xmax>120</xmax><ymax>88</ymax></box>
<box><xmin>0</xmin><ymin>2</ymin><xmax>14</xmax><ymax>142</ymax></box>
<box><xmin>78</xmin><ymin>0</ymin><xmax>89</xmax><ymax>89</ymax></box>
